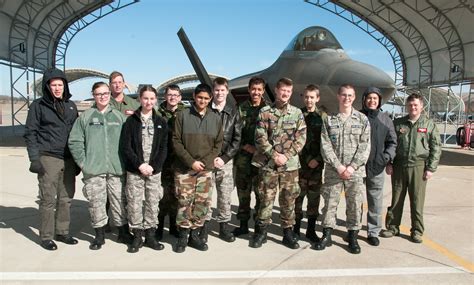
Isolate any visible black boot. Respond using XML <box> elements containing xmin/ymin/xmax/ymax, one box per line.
<box><xmin>169</xmin><ymin>215</ymin><xmax>179</xmax><ymax>238</ymax></box>
<box><xmin>219</xmin><ymin>222</ymin><xmax>236</xmax><ymax>242</ymax></box>
<box><xmin>145</xmin><ymin>228</ymin><xmax>165</xmax><ymax>250</ymax></box>
<box><xmin>232</xmin><ymin>219</ymin><xmax>249</xmax><ymax>236</ymax></box>
<box><xmin>282</xmin><ymin>227</ymin><xmax>300</xmax><ymax>249</ymax></box>
<box><xmin>174</xmin><ymin>227</ymin><xmax>189</xmax><ymax>253</ymax></box>
<box><xmin>89</xmin><ymin>227</ymin><xmax>105</xmax><ymax>250</ymax></box>
<box><xmin>313</xmin><ymin>227</ymin><xmax>333</xmax><ymax>250</ymax></box>
<box><xmin>293</xmin><ymin>219</ymin><xmax>301</xmax><ymax>237</ymax></box>
<box><xmin>249</xmin><ymin>222</ymin><xmax>267</xmax><ymax>248</ymax></box>
<box><xmin>128</xmin><ymin>229</ymin><xmax>143</xmax><ymax>253</ymax></box>
<box><xmin>117</xmin><ymin>224</ymin><xmax>134</xmax><ymax>245</ymax></box>
<box><xmin>347</xmin><ymin>230</ymin><xmax>361</xmax><ymax>254</ymax></box>
<box><xmin>156</xmin><ymin>215</ymin><xmax>165</xmax><ymax>240</ymax></box>
<box><xmin>188</xmin><ymin>228</ymin><xmax>209</xmax><ymax>251</ymax></box>
<box><xmin>199</xmin><ymin>220</ymin><xmax>209</xmax><ymax>243</ymax></box>
<box><xmin>305</xmin><ymin>217</ymin><xmax>320</xmax><ymax>243</ymax></box>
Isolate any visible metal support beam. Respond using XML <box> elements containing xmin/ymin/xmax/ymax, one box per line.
<box><xmin>6</xmin><ymin>0</ymin><xmax>138</xmax><ymax>129</ymax></box>
<box><xmin>54</xmin><ymin>0</ymin><xmax>139</xmax><ymax>70</ymax></box>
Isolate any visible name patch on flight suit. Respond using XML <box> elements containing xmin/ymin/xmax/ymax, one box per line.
<box><xmin>417</xmin><ymin>128</ymin><xmax>427</xmax><ymax>133</ymax></box>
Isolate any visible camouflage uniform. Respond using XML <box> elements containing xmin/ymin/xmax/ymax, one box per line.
<box><xmin>320</xmin><ymin>109</ymin><xmax>371</xmax><ymax>230</ymax></box>
<box><xmin>174</xmin><ymin>170</ymin><xmax>213</xmax><ymax>229</ymax></box>
<box><xmin>82</xmin><ymin>175</ymin><xmax>127</xmax><ymax>228</ymax></box>
<box><xmin>296</xmin><ymin>107</ymin><xmax>325</xmax><ymax>221</ymax></box>
<box><xmin>126</xmin><ymin>114</ymin><xmax>164</xmax><ymax>230</ymax></box>
<box><xmin>252</xmin><ymin>103</ymin><xmax>306</xmax><ymax>228</ymax></box>
<box><xmin>209</xmin><ymin>165</ymin><xmax>234</xmax><ymax>222</ymax></box>
<box><xmin>157</xmin><ymin>102</ymin><xmax>186</xmax><ymax>219</ymax></box>
<box><xmin>233</xmin><ymin>99</ymin><xmax>266</xmax><ymax>221</ymax></box>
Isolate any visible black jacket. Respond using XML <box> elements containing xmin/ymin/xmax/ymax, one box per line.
<box><xmin>211</xmin><ymin>99</ymin><xmax>242</xmax><ymax>163</ymax></box>
<box><xmin>120</xmin><ymin>108</ymin><xmax>168</xmax><ymax>175</ymax></box>
<box><xmin>361</xmin><ymin>87</ymin><xmax>397</xmax><ymax>178</ymax></box>
<box><xmin>24</xmin><ymin>68</ymin><xmax>78</xmax><ymax>161</ymax></box>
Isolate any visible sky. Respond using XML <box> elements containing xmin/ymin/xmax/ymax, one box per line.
<box><xmin>1</xmin><ymin>0</ymin><xmax>394</xmax><ymax>101</ymax></box>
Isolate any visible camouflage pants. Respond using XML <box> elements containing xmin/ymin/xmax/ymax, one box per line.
<box><xmin>233</xmin><ymin>163</ymin><xmax>260</xmax><ymax>221</ymax></box>
<box><xmin>159</xmin><ymin>169</ymin><xmax>178</xmax><ymax>218</ymax></box>
<box><xmin>205</xmin><ymin>165</ymin><xmax>234</xmax><ymax>222</ymax></box>
<box><xmin>126</xmin><ymin>172</ymin><xmax>163</xmax><ymax>230</ymax></box>
<box><xmin>320</xmin><ymin>178</ymin><xmax>364</xmax><ymax>230</ymax></box>
<box><xmin>175</xmin><ymin>170</ymin><xmax>212</xmax><ymax>229</ymax></box>
<box><xmin>82</xmin><ymin>174</ymin><xmax>127</xmax><ymax>228</ymax></box>
<box><xmin>256</xmin><ymin>169</ymin><xmax>300</xmax><ymax>228</ymax></box>
<box><xmin>296</xmin><ymin>175</ymin><xmax>322</xmax><ymax>221</ymax></box>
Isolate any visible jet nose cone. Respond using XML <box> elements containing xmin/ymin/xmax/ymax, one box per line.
<box><xmin>328</xmin><ymin>60</ymin><xmax>396</xmax><ymax>102</ymax></box>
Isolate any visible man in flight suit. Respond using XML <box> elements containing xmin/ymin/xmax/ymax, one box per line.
<box><xmin>381</xmin><ymin>93</ymin><xmax>441</xmax><ymax>243</ymax></box>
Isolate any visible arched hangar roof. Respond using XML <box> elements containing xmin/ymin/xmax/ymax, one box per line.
<box><xmin>307</xmin><ymin>0</ymin><xmax>474</xmax><ymax>88</ymax></box>
<box><xmin>156</xmin><ymin>73</ymin><xmax>228</xmax><ymax>92</ymax></box>
<box><xmin>31</xmin><ymin>68</ymin><xmax>137</xmax><ymax>97</ymax></box>
<box><xmin>0</xmin><ymin>0</ymin><xmax>137</xmax><ymax>71</ymax></box>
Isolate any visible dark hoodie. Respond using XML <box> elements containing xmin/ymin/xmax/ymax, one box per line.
<box><xmin>361</xmin><ymin>87</ymin><xmax>397</xmax><ymax>178</ymax></box>
<box><xmin>24</xmin><ymin>68</ymin><xmax>78</xmax><ymax>161</ymax></box>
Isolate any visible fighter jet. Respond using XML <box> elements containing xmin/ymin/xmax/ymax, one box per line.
<box><xmin>178</xmin><ymin>26</ymin><xmax>395</xmax><ymax>112</ymax></box>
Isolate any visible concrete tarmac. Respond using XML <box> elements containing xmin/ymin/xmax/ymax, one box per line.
<box><xmin>0</xmin><ymin>146</ymin><xmax>473</xmax><ymax>284</ymax></box>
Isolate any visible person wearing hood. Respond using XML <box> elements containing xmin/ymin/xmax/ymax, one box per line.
<box><xmin>24</xmin><ymin>67</ymin><xmax>79</xmax><ymax>251</ymax></box>
<box><xmin>360</xmin><ymin>87</ymin><xmax>397</xmax><ymax>246</ymax></box>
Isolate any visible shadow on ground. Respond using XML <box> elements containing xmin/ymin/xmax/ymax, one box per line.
<box><xmin>439</xmin><ymin>148</ymin><xmax>474</xmax><ymax>166</ymax></box>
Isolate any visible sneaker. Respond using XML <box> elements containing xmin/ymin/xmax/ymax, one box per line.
<box><xmin>367</xmin><ymin>236</ymin><xmax>380</xmax><ymax>246</ymax></box>
<box><xmin>410</xmin><ymin>234</ymin><xmax>423</xmax><ymax>243</ymax></box>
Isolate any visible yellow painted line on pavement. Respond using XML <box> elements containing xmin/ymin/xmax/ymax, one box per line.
<box><xmin>342</xmin><ymin>192</ymin><xmax>472</xmax><ymax>272</ymax></box>
<box><xmin>399</xmin><ymin>225</ymin><xmax>474</xmax><ymax>273</ymax></box>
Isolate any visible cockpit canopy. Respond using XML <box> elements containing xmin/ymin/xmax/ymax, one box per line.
<box><xmin>285</xmin><ymin>26</ymin><xmax>343</xmax><ymax>51</ymax></box>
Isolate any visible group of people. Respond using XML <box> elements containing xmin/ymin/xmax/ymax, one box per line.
<box><xmin>24</xmin><ymin>67</ymin><xmax>441</xmax><ymax>255</ymax></box>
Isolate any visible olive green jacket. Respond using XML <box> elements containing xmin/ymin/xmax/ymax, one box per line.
<box><xmin>393</xmin><ymin>115</ymin><xmax>441</xmax><ymax>172</ymax></box>
<box><xmin>68</xmin><ymin>106</ymin><xmax>126</xmax><ymax>177</ymax></box>
<box><xmin>109</xmin><ymin>94</ymin><xmax>140</xmax><ymax>116</ymax></box>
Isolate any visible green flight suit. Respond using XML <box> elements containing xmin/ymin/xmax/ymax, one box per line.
<box><xmin>386</xmin><ymin>115</ymin><xmax>441</xmax><ymax>237</ymax></box>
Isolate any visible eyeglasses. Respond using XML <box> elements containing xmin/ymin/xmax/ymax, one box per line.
<box><xmin>93</xmin><ymin>92</ymin><xmax>110</xmax><ymax>97</ymax></box>
<box><xmin>166</xmin><ymin>94</ymin><xmax>181</xmax><ymax>98</ymax></box>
